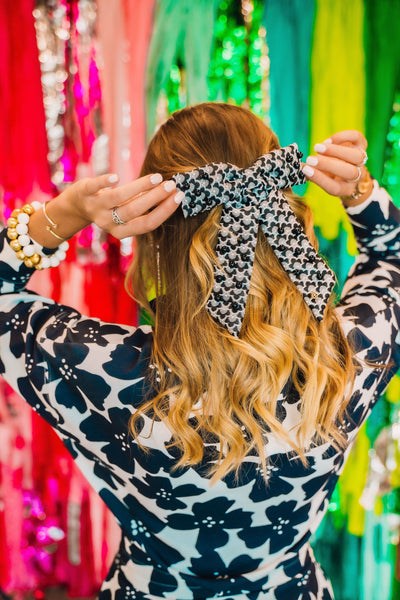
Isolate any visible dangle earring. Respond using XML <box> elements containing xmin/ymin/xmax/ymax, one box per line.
<box><xmin>156</xmin><ymin>244</ymin><xmax>161</xmax><ymax>296</ymax></box>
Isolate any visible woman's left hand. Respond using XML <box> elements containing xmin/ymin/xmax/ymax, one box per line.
<box><xmin>302</xmin><ymin>130</ymin><xmax>372</xmax><ymax>205</ymax></box>
<box><xmin>68</xmin><ymin>172</ymin><xmax>183</xmax><ymax>238</ymax></box>
<box><xmin>28</xmin><ymin>172</ymin><xmax>183</xmax><ymax>249</ymax></box>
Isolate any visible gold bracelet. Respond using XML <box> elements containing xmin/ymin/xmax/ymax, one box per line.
<box><xmin>6</xmin><ymin>203</ymin><xmax>69</xmax><ymax>270</ymax></box>
<box><xmin>43</xmin><ymin>201</ymin><xmax>66</xmax><ymax>241</ymax></box>
<box><xmin>43</xmin><ymin>201</ymin><xmax>58</xmax><ymax>228</ymax></box>
<box><xmin>46</xmin><ymin>226</ymin><xmax>66</xmax><ymax>241</ymax></box>
<box><xmin>7</xmin><ymin>204</ymin><xmax>42</xmax><ymax>269</ymax></box>
<box><xmin>341</xmin><ymin>171</ymin><xmax>373</xmax><ymax>203</ymax></box>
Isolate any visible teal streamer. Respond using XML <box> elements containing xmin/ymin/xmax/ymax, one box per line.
<box><xmin>361</xmin><ymin>511</ymin><xmax>396</xmax><ymax>600</ymax></box>
<box><xmin>262</xmin><ymin>0</ymin><xmax>315</xmax><ymax>156</ymax></box>
<box><xmin>312</xmin><ymin>515</ymin><xmax>362</xmax><ymax>600</ymax></box>
<box><xmin>146</xmin><ymin>0</ymin><xmax>220</xmax><ymax>139</ymax></box>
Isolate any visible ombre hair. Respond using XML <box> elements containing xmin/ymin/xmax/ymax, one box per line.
<box><xmin>126</xmin><ymin>102</ymin><xmax>355</xmax><ymax>481</ymax></box>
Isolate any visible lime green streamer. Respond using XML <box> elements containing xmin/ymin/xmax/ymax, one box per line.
<box><xmin>382</xmin><ymin>92</ymin><xmax>400</xmax><ymax>207</ymax></box>
<box><xmin>308</xmin><ymin>0</ymin><xmax>365</xmax><ymax>247</ymax></box>
<box><xmin>146</xmin><ymin>0</ymin><xmax>220</xmax><ymax>139</ymax></box>
<box><xmin>263</xmin><ymin>0</ymin><xmax>315</xmax><ymax>157</ymax></box>
<box><xmin>208</xmin><ymin>0</ymin><xmax>267</xmax><ymax>117</ymax></box>
<box><xmin>364</xmin><ymin>0</ymin><xmax>400</xmax><ymax>184</ymax></box>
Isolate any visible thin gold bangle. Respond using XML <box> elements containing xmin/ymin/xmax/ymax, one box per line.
<box><xmin>43</xmin><ymin>201</ymin><xmax>58</xmax><ymax>229</ymax></box>
<box><xmin>46</xmin><ymin>226</ymin><xmax>66</xmax><ymax>241</ymax></box>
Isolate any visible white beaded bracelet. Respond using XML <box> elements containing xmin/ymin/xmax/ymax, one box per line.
<box><xmin>6</xmin><ymin>202</ymin><xmax>69</xmax><ymax>270</ymax></box>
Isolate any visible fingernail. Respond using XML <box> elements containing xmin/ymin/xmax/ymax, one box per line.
<box><xmin>306</xmin><ymin>156</ymin><xmax>318</xmax><ymax>166</ymax></box>
<box><xmin>164</xmin><ymin>180</ymin><xmax>176</xmax><ymax>193</ymax></box>
<box><xmin>322</xmin><ymin>138</ymin><xmax>332</xmax><ymax>144</ymax></box>
<box><xmin>150</xmin><ymin>173</ymin><xmax>163</xmax><ymax>185</ymax></box>
<box><xmin>314</xmin><ymin>143</ymin><xmax>326</xmax><ymax>153</ymax></box>
<box><xmin>108</xmin><ymin>174</ymin><xmax>119</xmax><ymax>183</ymax></box>
<box><xmin>174</xmin><ymin>191</ymin><xmax>185</xmax><ymax>204</ymax></box>
<box><xmin>302</xmin><ymin>165</ymin><xmax>314</xmax><ymax>177</ymax></box>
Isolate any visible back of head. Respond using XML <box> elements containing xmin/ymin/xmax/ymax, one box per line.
<box><xmin>127</xmin><ymin>102</ymin><xmax>354</xmax><ymax>481</ymax></box>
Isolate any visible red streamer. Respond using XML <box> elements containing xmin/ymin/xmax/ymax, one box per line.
<box><xmin>0</xmin><ymin>0</ymin><xmax>51</xmax><ymax>206</ymax></box>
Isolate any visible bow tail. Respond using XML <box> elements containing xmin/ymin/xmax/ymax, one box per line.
<box><xmin>206</xmin><ymin>204</ymin><xmax>260</xmax><ymax>337</ymax></box>
<box><xmin>260</xmin><ymin>189</ymin><xmax>336</xmax><ymax>321</ymax></box>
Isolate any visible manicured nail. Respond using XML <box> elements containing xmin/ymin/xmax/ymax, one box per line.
<box><xmin>314</xmin><ymin>143</ymin><xmax>326</xmax><ymax>153</ymax></box>
<box><xmin>306</xmin><ymin>156</ymin><xmax>318</xmax><ymax>166</ymax></box>
<box><xmin>302</xmin><ymin>165</ymin><xmax>314</xmax><ymax>177</ymax></box>
<box><xmin>164</xmin><ymin>180</ymin><xmax>176</xmax><ymax>193</ymax></box>
<box><xmin>174</xmin><ymin>191</ymin><xmax>185</xmax><ymax>204</ymax></box>
<box><xmin>150</xmin><ymin>173</ymin><xmax>163</xmax><ymax>185</ymax></box>
<box><xmin>108</xmin><ymin>174</ymin><xmax>119</xmax><ymax>183</ymax></box>
<box><xmin>322</xmin><ymin>138</ymin><xmax>332</xmax><ymax>144</ymax></box>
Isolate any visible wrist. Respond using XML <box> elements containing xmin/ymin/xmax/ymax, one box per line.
<box><xmin>341</xmin><ymin>171</ymin><xmax>374</xmax><ymax>207</ymax></box>
<box><xmin>58</xmin><ymin>183</ymin><xmax>92</xmax><ymax>229</ymax></box>
<box><xmin>27</xmin><ymin>188</ymin><xmax>90</xmax><ymax>249</ymax></box>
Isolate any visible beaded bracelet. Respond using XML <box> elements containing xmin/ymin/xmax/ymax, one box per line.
<box><xmin>6</xmin><ymin>202</ymin><xmax>69</xmax><ymax>270</ymax></box>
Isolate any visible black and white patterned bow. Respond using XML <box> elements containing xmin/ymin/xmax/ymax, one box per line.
<box><xmin>173</xmin><ymin>144</ymin><xmax>335</xmax><ymax>337</ymax></box>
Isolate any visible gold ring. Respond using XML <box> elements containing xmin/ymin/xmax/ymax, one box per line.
<box><xmin>348</xmin><ymin>166</ymin><xmax>362</xmax><ymax>184</ymax></box>
<box><xmin>111</xmin><ymin>207</ymin><xmax>126</xmax><ymax>225</ymax></box>
<box><xmin>356</xmin><ymin>150</ymin><xmax>368</xmax><ymax>167</ymax></box>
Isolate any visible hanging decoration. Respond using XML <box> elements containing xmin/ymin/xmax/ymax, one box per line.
<box><xmin>364</xmin><ymin>0</ymin><xmax>400</xmax><ymax>185</ymax></box>
<box><xmin>33</xmin><ymin>0</ymin><xmax>103</xmax><ymax>187</ymax></box>
<box><xmin>263</xmin><ymin>0</ymin><xmax>315</xmax><ymax>157</ymax></box>
<box><xmin>146</xmin><ymin>0</ymin><xmax>220</xmax><ymax>137</ymax></box>
<box><xmin>207</xmin><ymin>0</ymin><xmax>268</xmax><ymax>117</ymax></box>
<box><xmin>162</xmin><ymin>0</ymin><xmax>269</xmax><ymax>126</ymax></box>
<box><xmin>0</xmin><ymin>0</ymin><xmax>51</xmax><ymax>213</ymax></box>
<box><xmin>1</xmin><ymin>0</ymin><xmax>400</xmax><ymax>598</ymax></box>
<box><xmin>307</xmin><ymin>0</ymin><xmax>366</xmax><ymax>250</ymax></box>
<box><xmin>382</xmin><ymin>92</ymin><xmax>400</xmax><ymax>207</ymax></box>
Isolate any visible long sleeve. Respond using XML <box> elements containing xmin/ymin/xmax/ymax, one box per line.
<box><xmin>335</xmin><ymin>181</ymin><xmax>400</xmax><ymax>435</ymax></box>
<box><xmin>0</xmin><ymin>229</ymin><xmax>153</xmax><ymax>449</ymax></box>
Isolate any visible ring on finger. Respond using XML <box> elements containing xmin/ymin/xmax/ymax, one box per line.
<box><xmin>356</xmin><ymin>150</ymin><xmax>368</xmax><ymax>167</ymax></box>
<box><xmin>348</xmin><ymin>166</ymin><xmax>362</xmax><ymax>184</ymax></box>
<box><xmin>112</xmin><ymin>207</ymin><xmax>127</xmax><ymax>225</ymax></box>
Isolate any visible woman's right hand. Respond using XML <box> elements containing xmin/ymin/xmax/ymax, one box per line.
<box><xmin>302</xmin><ymin>130</ymin><xmax>373</xmax><ymax>205</ymax></box>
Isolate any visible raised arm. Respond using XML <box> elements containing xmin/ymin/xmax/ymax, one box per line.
<box><xmin>304</xmin><ymin>131</ymin><xmax>400</xmax><ymax>411</ymax></box>
<box><xmin>0</xmin><ymin>172</ymin><xmax>181</xmax><ymax>435</ymax></box>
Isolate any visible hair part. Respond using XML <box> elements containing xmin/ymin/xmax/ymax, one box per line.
<box><xmin>126</xmin><ymin>102</ymin><xmax>355</xmax><ymax>482</ymax></box>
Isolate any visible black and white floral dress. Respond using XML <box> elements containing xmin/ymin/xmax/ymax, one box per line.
<box><xmin>0</xmin><ymin>181</ymin><xmax>399</xmax><ymax>600</ymax></box>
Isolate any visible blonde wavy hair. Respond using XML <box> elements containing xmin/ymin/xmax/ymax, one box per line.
<box><xmin>126</xmin><ymin>102</ymin><xmax>355</xmax><ymax>481</ymax></box>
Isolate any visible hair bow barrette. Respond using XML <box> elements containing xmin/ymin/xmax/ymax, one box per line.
<box><xmin>172</xmin><ymin>143</ymin><xmax>335</xmax><ymax>337</ymax></box>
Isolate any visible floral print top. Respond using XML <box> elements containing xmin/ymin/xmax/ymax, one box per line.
<box><xmin>0</xmin><ymin>181</ymin><xmax>399</xmax><ymax>600</ymax></box>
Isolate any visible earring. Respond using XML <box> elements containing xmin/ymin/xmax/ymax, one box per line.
<box><xmin>156</xmin><ymin>244</ymin><xmax>161</xmax><ymax>295</ymax></box>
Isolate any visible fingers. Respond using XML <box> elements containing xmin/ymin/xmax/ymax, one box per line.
<box><xmin>302</xmin><ymin>164</ymin><xmax>356</xmax><ymax>197</ymax></box>
<box><xmin>100</xmin><ymin>173</ymin><xmax>164</xmax><ymax>207</ymax></box>
<box><xmin>112</xmin><ymin>192</ymin><xmax>182</xmax><ymax>238</ymax></box>
<box><xmin>310</xmin><ymin>143</ymin><xmax>367</xmax><ymax>168</ymax></box>
<box><xmin>322</xmin><ymin>130</ymin><xmax>367</xmax><ymax>150</ymax></box>
<box><xmin>83</xmin><ymin>173</ymin><xmax>120</xmax><ymax>195</ymax></box>
<box><xmin>302</xmin><ymin>129</ymin><xmax>369</xmax><ymax>197</ymax></box>
<box><xmin>113</xmin><ymin>180</ymin><xmax>181</xmax><ymax>224</ymax></box>
<box><xmin>304</xmin><ymin>153</ymin><xmax>365</xmax><ymax>183</ymax></box>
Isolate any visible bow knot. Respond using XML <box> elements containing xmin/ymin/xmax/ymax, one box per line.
<box><xmin>173</xmin><ymin>144</ymin><xmax>335</xmax><ymax>336</ymax></box>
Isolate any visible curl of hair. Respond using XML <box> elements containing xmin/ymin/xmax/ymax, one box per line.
<box><xmin>126</xmin><ymin>103</ymin><xmax>355</xmax><ymax>482</ymax></box>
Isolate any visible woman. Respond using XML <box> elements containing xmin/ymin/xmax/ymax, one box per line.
<box><xmin>0</xmin><ymin>103</ymin><xmax>399</xmax><ymax>599</ymax></box>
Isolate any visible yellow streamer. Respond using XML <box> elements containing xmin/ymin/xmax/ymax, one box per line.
<box><xmin>308</xmin><ymin>0</ymin><xmax>366</xmax><ymax>250</ymax></box>
<box><xmin>338</xmin><ymin>423</ymin><xmax>370</xmax><ymax>536</ymax></box>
